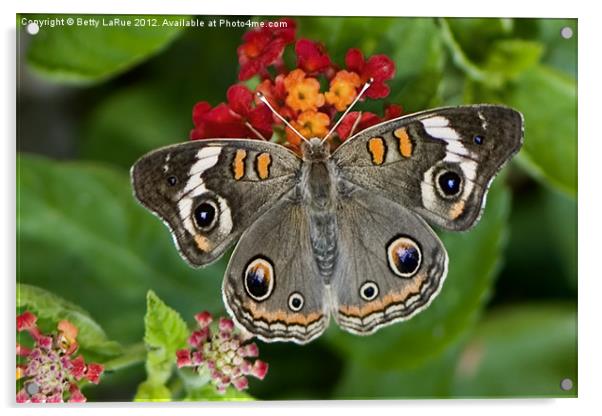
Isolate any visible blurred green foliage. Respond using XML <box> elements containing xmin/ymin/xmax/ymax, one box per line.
<box><xmin>25</xmin><ymin>14</ymin><xmax>186</xmax><ymax>84</ymax></box>
<box><xmin>16</xmin><ymin>15</ymin><xmax>577</xmax><ymax>400</ymax></box>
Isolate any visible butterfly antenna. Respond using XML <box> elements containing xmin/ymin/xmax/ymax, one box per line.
<box><xmin>321</xmin><ymin>78</ymin><xmax>373</xmax><ymax>144</ymax></box>
<box><xmin>256</xmin><ymin>92</ymin><xmax>310</xmax><ymax>145</ymax></box>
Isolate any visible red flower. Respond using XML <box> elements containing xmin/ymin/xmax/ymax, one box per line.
<box><xmin>17</xmin><ymin>311</ymin><xmax>37</xmax><ymax>332</ymax></box>
<box><xmin>237</xmin><ymin>18</ymin><xmax>296</xmax><ymax>81</ymax></box>
<box><xmin>189</xmin><ymin>17</ymin><xmax>401</xmax><ymax>154</ymax></box>
<box><xmin>190</xmin><ymin>85</ymin><xmax>273</xmax><ymax>140</ymax></box>
<box><xmin>256</xmin><ymin>75</ymin><xmax>296</xmax><ymax>121</ymax></box>
<box><xmin>384</xmin><ymin>103</ymin><xmax>403</xmax><ymax>120</ymax></box>
<box><xmin>345</xmin><ymin>48</ymin><xmax>395</xmax><ymax>99</ymax></box>
<box><xmin>295</xmin><ymin>39</ymin><xmax>332</xmax><ymax>75</ymax></box>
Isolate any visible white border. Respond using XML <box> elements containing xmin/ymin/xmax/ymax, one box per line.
<box><xmin>4</xmin><ymin>1</ymin><xmax>599</xmax><ymax>415</ymax></box>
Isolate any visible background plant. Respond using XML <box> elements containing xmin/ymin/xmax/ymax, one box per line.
<box><xmin>17</xmin><ymin>15</ymin><xmax>577</xmax><ymax>400</ymax></box>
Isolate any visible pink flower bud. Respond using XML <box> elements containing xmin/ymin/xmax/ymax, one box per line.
<box><xmin>68</xmin><ymin>385</ymin><xmax>86</xmax><ymax>403</ymax></box>
<box><xmin>240</xmin><ymin>343</ymin><xmax>259</xmax><ymax>357</ymax></box>
<box><xmin>240</xmin><ymin>359</ymin><xmax>252</xmax><ymax>374</ymax></box>
<box><xmin>16</xmin><ymin>343</ymin><xmax>31</xmax><ymax>357</ymax></box>
<box><xmin>176</xmin><ymin>349</ymin><xmax>192</xmax><ymax>367</ymax></box>
<box><xmin>194</xmin><ymin>311</ymin><xmax>213</xmax><ymax>328</ymax></box>
<box><xmin>188</xmin><ymin>328</ymin><xmax>209</xmax><ymax>348</ymax></box>
<box><xmin>16</xmin><ymin>389</ymin><xmax>29</xmax><ymax>403</ymax></box>
<box><xmin>85</xmin><ymin>363</ymin><xmax>104</xmax><ymax>384</ymax></box>
<box><xmin>251</xmin><ymin>360</ymin><xmax>269</xmax><ymax>380</ymax></box>
<box><xmin>191</xmin><ymin>351</ymin><xmax>204</xmax><ymax>365</ymax></box>
<box><xmin>47</xmin><ymin>393</ymin><xmax>62</xmax><ymax>403</ymax></box>
<box><xmin>37</xmin><ymin>335</ymin><xmax>53</xmax><ymax>350</ymax></box>
<box><xmin>17</xmin><ymin>311</ymin><xmax>37</xmax><ymax>332</ymax></box>
<box><xmin>232</xmin><ymin>376</ymin><xmax>249</xmax><ymax>391</ymax></box>
<box><xmin>219</xmin><ymin>317</ymin><xmax>234</xmax><ymax>332</ymax></box>
<box><xmin>68</xmin><ymin>355</ymin><xmax>86</xmax><ymax>380</ymax></box>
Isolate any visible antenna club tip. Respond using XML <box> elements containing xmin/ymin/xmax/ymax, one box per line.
<box><xmin>367</xmin><ymin>77</ymin><xmax>374</xmax><ymax>85</ymax></box>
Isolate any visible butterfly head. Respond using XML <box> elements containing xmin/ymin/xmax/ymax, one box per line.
<box><xmin>301</xmin><ymin>137</ymin><xmax>331</xmax><ymax>161</ymax></box>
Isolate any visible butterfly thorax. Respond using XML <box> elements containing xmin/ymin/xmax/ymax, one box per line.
<box><xmin>301</xmin><ymin>137</ymin><xmax>331</xmax><ymax>162</ymax></box>
<box><xmin>299</xmin><ymin>138</ymin><xmax>336</xmax><ymax>207</ymax></box>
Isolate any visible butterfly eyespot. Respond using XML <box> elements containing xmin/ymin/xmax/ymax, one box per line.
<box><xmin>166</xmin><ymin>176</ymin><xmax>178</xmax><ymax>186</ymax></box>
<box><xmin>193</xmin><ymin>199</ymin><xmax>218</xmax><ymax>231</ymax></box>
<box><xmin>244</xmin><ymin>257</ymin><xmax>275</xmax><ymax>302</ymax></box>
<box><xmin>288</xmin><ymin>292</ymin><xmax>304</xmax><ymax>311</ymax></box>
<box><xmin>436</xmin><ymin>170</ymin><xmax>463</xmax><ymax>198</ymax></box>
<box><xmin>474</xmin><ymin>135</ymin><xmax>484</xmax><ymax>145</ymax></box>
<box><xmin>387</xmin><ymin>236</ymin><xmax>422</xmax><ymax>278</ymax></box>
<box><xmin>359</xmin><ymin>281</ymin><xmax>379</xmax><ymax>301</ymax></box>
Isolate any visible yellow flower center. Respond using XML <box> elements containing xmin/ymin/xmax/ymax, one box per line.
<box><xmin>284</xmin><ymin>69</ymin><xmax>325</xmax><ymax>112</ymax></box>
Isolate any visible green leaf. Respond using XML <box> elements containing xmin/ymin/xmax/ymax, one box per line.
<box><xmin>543</xmin><ymin>190</ymin><xmax>577</xmax><ymax>288</ymax></box>
<box><xmin>444</xmin><ymin>18</ymin><xmax>516</xmax><ymax>63</ymax></box>
<box><xmin>79</xmin><ymin>26</ymin><xmax>243</xmax><ymax>169</ymax></box>
<box><xmin>536</xmin><ymin>19</ymin><xmax>577</xmax><ymax>77</ymax></box>
<box><xmin>452</xmin><ymin>303</ymin><xmax>577</xmax><ymax>397</ymax></box>
<box><xmin>143</xmin><ymin>290</ymin><xmax>189</xmax><ymax>364</ymax></box>
<box><xmin>333</xmin><ymin>341</ymin><xmax>462</xmax><ymax>399</ymax></box>
<box><xmin>17</xmin><ymin>154</ymin><xmax>228</xmax><ymax>343</ymax></box>
<box><xmin>483</xmin><ymin>39</ymin><xmax>543</xmax><ymax>81</ymax></box>
<box><xmin>439</xmin><ymin>18</ymin><xmax>543</xmax><ymax>88</ymax></box>
<box><xmin>501</xmin><ymin>185</ymin><xmax>577</xmax><ymax>299</ymax></box>
<box><xmin>324</xmin><ymin>180</ymin><xmax>510</xmax><ymax>370</ymax></box>
<box><xmin>16</xmin><ymin>283</ymin><xmax>122</xmax><ymax>357</ymax></box>
<box><xmin>79</xmin><ymin>86</ymin><xmax>191</xmax><ymax>169</ymax></box>
<box><xmin>22</xmin><ymin>14</ymin><xmax>187</xmax><ymax>84</ymax></box>
<box><xmin>135</xmin><ymin>291</ymin><xmax>189</xmax><ymax>401</ymax></box>
<box><xmin>505</xmin><ymin>65</ymin><xmax>577</xmax><ymax>196</ymax></box>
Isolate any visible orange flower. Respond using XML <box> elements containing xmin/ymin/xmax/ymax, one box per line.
<box><xmin>286</xmin><ymin>110</ymin><xmax>330</xmax><ymax>145</ymax></box>
<box><xmin>283</xmin><ymin>69</ymin><xmax>325</xmax><ymax>112</ymax></box>
<box><xmin>325</xmin><ymin>70</ymin><xmax>362</xmax><ymax>111</ymax></box>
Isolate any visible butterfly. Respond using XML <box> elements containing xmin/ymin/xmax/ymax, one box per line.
<box><xmin>131</xmin><ymin>103</ymin><xmax>523</xmax><ymax>344</ymax></box>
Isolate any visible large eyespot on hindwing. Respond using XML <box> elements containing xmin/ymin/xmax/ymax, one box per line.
<box><xmin>387</xmin><ymin>236</ymin><xmax>422</xmax><ymax>278</ymax></box>
<box><xmin>243</xmin><ymin>257</ymin><xmax>275</xmax><ymax>302</ymax></box>
<box><xmin>434</xmin><ymin>166</ymin><xmax>464</xmax><ymax>199</ymax></box>
<box><xmin>192</xmin><ymin>195</ymin><xmax>219</xmax><ymax>232</ymax></box>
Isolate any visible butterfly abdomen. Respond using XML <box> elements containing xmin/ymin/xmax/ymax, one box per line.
<box><xmin>309</xmin><ymin>211</ymin><xmax>338</xmax><ymax>283</ymax></box>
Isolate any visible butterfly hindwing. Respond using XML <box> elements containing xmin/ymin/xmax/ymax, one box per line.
<box><xmin>222</xmin><ymin>197</ymin><xmax>329</xmax><ymax>344</ymax></box>
<box><xmin>331</xmin><ymin>183</ymin><xmax>448</xmax><ymax>335</ymax></box>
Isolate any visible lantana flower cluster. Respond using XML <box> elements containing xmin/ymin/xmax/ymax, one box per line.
<box><xmin>16</xmin><ymin>311</ymin><xmax>104</xmax><ymax>403</ymax></box>
<box><xmin>176</xmin><ymin>311</ymin><xmax>268</xmax><ymax>394</ymax></box>
<box><xmin>190</xmin><ymin>18</ymin><xmax>402</xmax><ymax>152</ymax></box>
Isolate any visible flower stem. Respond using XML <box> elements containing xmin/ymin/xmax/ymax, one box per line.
<box><xmin>102</xmin><ymin>343</ymin><xmax>146</xmax><ymax>372</ymax></box>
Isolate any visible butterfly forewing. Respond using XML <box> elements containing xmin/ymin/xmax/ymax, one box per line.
<box><xmin>332</xmin><ymin>105</ymin><xmax>523</xmax><ymax>231</ymax></box>
<box><xmin>131</xmin><ymin>139</ymin><xmax>301</xmax><ymax>267</ymax></box>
